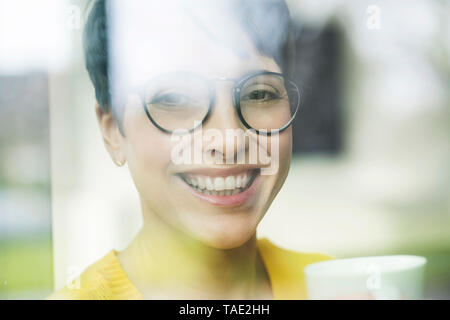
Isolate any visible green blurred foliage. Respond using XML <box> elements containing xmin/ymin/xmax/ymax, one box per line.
<box><xmin>0</xmin><ymin>236</ymin><xmax>53</xmax><ymax>299</ymax></box>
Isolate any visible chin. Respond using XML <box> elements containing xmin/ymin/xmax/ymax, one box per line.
<box><xmin>192</xmin><ymin>220</ymin><xmax>258</xmax><ymax>250</ymax></box>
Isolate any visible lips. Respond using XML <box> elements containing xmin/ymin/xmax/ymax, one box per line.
<box><xmin>176</xmin><ymin>168</ymin><xmax>260</xmax><ymax>206</ymax></box>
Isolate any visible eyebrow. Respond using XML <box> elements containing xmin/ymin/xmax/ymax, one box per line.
<box><xmin>130</xmin><ymin>69</ymin><xmax>281</xmax><ymax>91</ymax></box>
<box><xmin>210</xmin><ymin>69</ymin><xmax>277</xmax><ymax>82</ymax></box>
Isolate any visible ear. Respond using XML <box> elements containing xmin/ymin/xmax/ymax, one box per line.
<box><xmin>95</xmin><ymin>103</ymin><xmax>126</xmax><ymax>166</ymax></box>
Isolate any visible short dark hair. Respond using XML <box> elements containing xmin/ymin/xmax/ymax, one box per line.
<box><xmin>83</xmin><ymin>0</ymin><xmax>295</xmax><ymax>114</ymax></box>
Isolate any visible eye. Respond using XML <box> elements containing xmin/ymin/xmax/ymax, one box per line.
<box><xmin>242</xmin><ymin>89</ymin><xmax>279</xmax><ymax>102</ymax></box>
<box><xmin>151</xmin><ymin>92</ymin><xmax>188</xmax><ymax>106</ymax></box>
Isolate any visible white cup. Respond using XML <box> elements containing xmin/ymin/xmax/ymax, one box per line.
<box><xmin>304</xmin><ymin>255</ymin><xmax>427</xmax><ymax>299</ymax></box>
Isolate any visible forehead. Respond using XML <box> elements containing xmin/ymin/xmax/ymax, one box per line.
<box><xmin>108</xmin><ymin>0</ymin><xmax>280</xmax><ymax>88</ymax></box>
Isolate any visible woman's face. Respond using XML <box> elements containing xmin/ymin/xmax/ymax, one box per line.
<box><xmin>103</xmin><ymin>4</ymin><xmax>292</xmax><ymax>249</ymax></box>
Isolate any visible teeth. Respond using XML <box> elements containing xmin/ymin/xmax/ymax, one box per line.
<box><xmin>213</xmin><ymin>177</ymin><xmax>225</xmax><ymax>191</ymax></box>
<box><xmin>224</xmin><ymin>176</ymin><xmax>235</xmax><ymax>190</ymax></box>
<box><xmin>182</xmin><ymin>170</ymin><xmax>257</xmax><ymax>196</ymax></box>
<box><xmin>197</xmin><ymin>176</ymin><xmax>205</xmax><ymax>189</ymax></box>
<box><xmin>242</xmin><ymin>174</ymin><xmax>249</xmax><ymax>187</ymax></box>
<box><xmin>236</xmin><ymin>175</ymin><xmax>242</xmax><ymax>188</ymax></box>
<box><xmin>205</xmin><ymin>177</ymin><xmax>214</xmax><ymax>190</ymax></box>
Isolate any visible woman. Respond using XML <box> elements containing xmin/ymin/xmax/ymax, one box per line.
<box><xmin>50</xmin><ymin>0</ymin><xmax>332</xmax><ymax>300</ymax></box>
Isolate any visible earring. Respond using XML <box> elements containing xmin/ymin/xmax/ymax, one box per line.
<box><xmin>114</xmin><ymin>158</ymin><xmax>126</xmax><ymax>167</ymax></box>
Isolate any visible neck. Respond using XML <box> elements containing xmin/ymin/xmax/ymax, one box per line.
<box><xmin>118</xmin><ymin>203</ymin><xmax>271</xmax><ymax>299</ymax></box>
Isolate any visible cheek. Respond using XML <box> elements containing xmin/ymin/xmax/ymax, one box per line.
<box><xmin>120</xmin><ymin>95</ymin><xmax>173</xmax><ymax>188</ymax></box>
<box><xmin>267</xmin><ymin>128</ymin><xmax>292</xmax><ymax>174</ymax></box>
<box><xmin>268</xmin><ymin>128</ymin><xmax>292</xmax><ymax>191</ymax></box>
<box><xmin>126</xmin><ymin>133</ymin><xmax>171</xmax><ymax>172</ymax></box>
<box><xmin>279</xmin><ymin>129</ymin><xmax>292</xmax><ymax>168</ymax></box>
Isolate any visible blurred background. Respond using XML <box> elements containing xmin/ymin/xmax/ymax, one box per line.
<box><xmin>0</xmin><ymin>0</ymin><xmax>448</xmax><ymax>299</ymax></box>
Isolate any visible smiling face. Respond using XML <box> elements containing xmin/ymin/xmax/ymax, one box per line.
<box><xmin>98</xmin><ymin>1</ymin><xmax>293</xmax><ymax>249</ymax></box>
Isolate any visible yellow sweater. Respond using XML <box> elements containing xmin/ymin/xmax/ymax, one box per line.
<box><xmin>49</xmin><ymin>238</ymin><xmax>333</xmax><ymax>300</ymax></box>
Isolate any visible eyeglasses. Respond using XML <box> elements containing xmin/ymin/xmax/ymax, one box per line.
<box><xmin>138</xmin><ymin>70</ymin><xmax>301</xmax><ymax>135</ymax></box>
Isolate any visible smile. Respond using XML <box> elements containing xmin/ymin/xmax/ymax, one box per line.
<box><xmin>176</xmin><ymin>168</ymin><xmax>261</xmax><ymax>206</ymax></box>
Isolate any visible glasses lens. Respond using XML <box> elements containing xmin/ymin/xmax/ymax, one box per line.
<box><xmin>144</xmin><ymin>73</ymin><xmax>210</xmax><ymax>132</ymax></box>
<box><xmin>239</xmin><ymin>74</ymin><xmax>300</xmax><ymax>131</ymax></box>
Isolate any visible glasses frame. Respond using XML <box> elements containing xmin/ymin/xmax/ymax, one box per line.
<box><xmin>141</xmin><ymin>70</ymin><xmax>301</xmax><ymax>136</ymax></box>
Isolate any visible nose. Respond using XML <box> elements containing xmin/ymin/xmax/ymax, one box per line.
<box><xmin>201</xmin><ymin>82</ymin><xmax>249</xmax><ymax>164</ymax></box>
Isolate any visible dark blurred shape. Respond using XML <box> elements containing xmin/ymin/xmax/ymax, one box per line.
<box><xmin>291</xmin><ymin>24</ymin><xmax>343</xmax><ymax>154</ymax></box>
